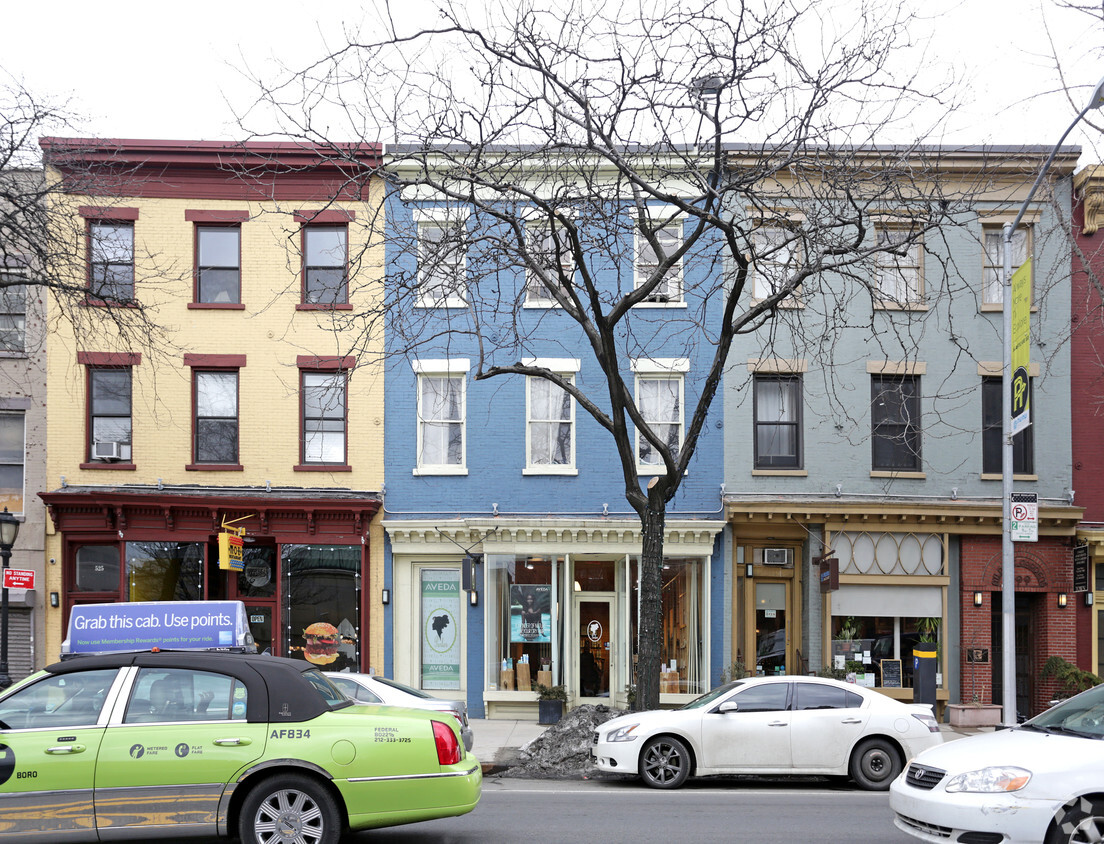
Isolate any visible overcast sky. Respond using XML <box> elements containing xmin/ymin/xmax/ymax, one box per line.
<box><xmin>2</xmin><ymin>0</ymin><xmax>1102</xmax><ymax>159</ymax></box>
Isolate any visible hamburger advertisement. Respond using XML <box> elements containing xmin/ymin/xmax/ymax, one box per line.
<box><xmin>302</xmin><ymin>621</ymin><xmax>345</xmax><ymax>665</ymax></box>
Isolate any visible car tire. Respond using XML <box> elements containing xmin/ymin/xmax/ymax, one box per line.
<box><xmin>639</xmin><ymin>735</ymin><xmax>691</xmax><ymax>789</ymax></box>
<box><xmin>1046</xmin><ymin>797</ymin><xmax>1104</xmax><ymax>844</ymax></box>
<box><xmin>238</xmin><ymin>772</ymin><xmax>342</xmax><ymax>844</ymax></box>
<box><xmin>848</xmin><ymin>737</ymin><xmax>901</xmax><ymax>791</ymax></box>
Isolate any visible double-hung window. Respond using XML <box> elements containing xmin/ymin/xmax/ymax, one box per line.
<box><xmin>525</xmin><ymin>359</ymin><xmax>578</xmax><ymax>473</ymax></box>
<box><xmin>871</xmin><ymin>374</ymin><xmax>921</xmax><ymax>472</ymax></box>
<box><xmin>415</xmin><ymin>360</ymin><xmax>467</xmax><ymax>473</ymax></box>
<box><xmin>89</xmin><ymin>221</ymin><xmax>134</xmax><ymax>301</ymax></box>
<box><xmin>875</xmin><ymin>228</ymin><xmax>923</xmax><ymax>305</ymax></box>
<box><xmin>0</xmin><ymin>277</ymin><xmax>26</xmax><ymax>353</ymax></box>
<box><xmin>754</xmin><ymin>375</ymin><xmax>802</xmax><ymax>468</ymax></box>
<box><xmin>633</xmin><ymin>359</ymin><xmax>687</xmax><ymax>471</ymax></box>
<box><xmin>89</xmin><ymin>367</ymin><xmax>133</xmax><ymax>463</ymax></box>
<box><xmin>0</xmin><ymin>413</ymin><xmax>25</xmax><ymax>514</ymax></box>
<box><xmin>982</xmin><ymin>376</ymin><xmax>1034</xmax><ymax>475</ymax></box>
<box><xmin>983</xmin><ymin>224</ymin><xmax>1030</xmax><ymax>306</ymax></box>
<box><xmin>751</xmin><ymin>226</ymin><xmax>801</xmax><ymax>300</ymax></box>
<box><xmin>634</xmin><ymin>220</ymin><xmax>683</xmax><ymax>303</ymax></box>
<box><xmin>525</xmin><ymin>224</ymin><xmax>572</xmax><ymax>306</ymax></box>
<box><xmin>416</xmin><ymin>212</ymin><xmax>467</xmax><ymax>307</ymax></box>
<box><xmin>302</xmin><ymin>226</ymin><xmax>348</xmax><ymax>305</ymax></box>
<box><xmin>194</xmin><ymin>371</ymin><xmax>239</xmax><ymax>464</ymax></box>
<box><xmin>301</xmin><ymin>371</ymin><xmax>347</xmax><ymax>465</ymax></box>
<box><xmin>196</xmin><ymin>226</ymin><xmax>241</xmax><ymax>304</ymax></box>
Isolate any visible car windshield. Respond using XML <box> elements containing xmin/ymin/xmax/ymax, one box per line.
<box><xmin>1024</xmin><ymin>684</ymin><xmax>1104</xmax><ymax>738</ymax></box>
<box><xmin>302</xmin><ymin>669</ymin><xmax>353</xmax><ymax>709</ymax></box>
<box><xmin>680</xmin><ymin>680</ymin><xmax>743</xmax><ymax>710</ymax></box>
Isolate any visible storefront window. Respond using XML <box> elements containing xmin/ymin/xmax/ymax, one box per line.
<box><xmin>629</xmin><ymin>557</ymin><xmax>707</xmax><ymax>695</ymax></box>
<box><xmin>830</xmin><ymin>614</ymin><xmax>942</xmax><ymax>688</ymax></box>
<box><xmin>74</xmin><ymin>545</ymin><xmax>120</xmax><ymax>593</ymax></box>
<box><xmin>284</xmin><ymin>545</ymin><xmax>360</xmax><ymax>672</ymax></box>
<box><xmin>486</xmin><ymin>555</ymin><xmax>560</xmax><ymax>691</ymax></box>
<box><xmin>420</xmin><ymin>569</ymin><xmax>462</xmax><ymax>690</ymax></box>
<box><xmin>125</xmin><ymin>541</ymin><xmax>202</xmax><ymax>602</ymax></box>
<box><xmin>237</xmin><ymin>546</ymin><xmax>277</xmax><ymax>599</ymax></box>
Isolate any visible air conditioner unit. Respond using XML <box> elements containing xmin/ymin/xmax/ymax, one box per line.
<box><xmin>762</xmin><ymin>548</ymin><xmax>793</xmax><ymax>566</ymax></box>
<box><xmin>93</xmin><ymin>441</ymin><xmax>120</xmax><ymax>461</ymax></box>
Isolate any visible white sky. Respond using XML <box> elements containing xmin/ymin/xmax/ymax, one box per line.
<box><xmin>2</xmin><ymin>0</ymin><xmax>1101</xmax><ymax>159</ymax></box>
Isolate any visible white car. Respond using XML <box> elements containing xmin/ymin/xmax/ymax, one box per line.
<box><xmin>325</xmin><ymin>672</ymin><xmax>474</xmax><ymax>752</ymax></box>
<box><xmin>891</xmin><ymin>683</ymin><xmax>1104</xmax><ymax>844</ymax></box>
<box><xmin>592</xmin><ymin>675</ymin><xmax>941</xmax><ymax>790</ymax></box>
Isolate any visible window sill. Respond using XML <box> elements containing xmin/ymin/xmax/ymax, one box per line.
<box><xmin>79</xmin><ymin>462</ymin><xmax>136</xmax><ymax>470</ymax></box>
<box><xmin>296</xmin><ymin>303</ymin><xmax>353</xmax><ymax>311</ymax></box>
<box><xmin>870</xmin><ymin>470</ymin><xmax>926</xmax><ymax>479</ymax></box>
<box><xmin>523</xmin><ymin>467</ymin><xmax>578</xmax><ymax>476</ymax></box>
<box><xmin>186</xmin><ymin>463</ymin><xmax>244</xmax><ymax>471</ymax></box>
<box><xmin>752</xmin><ymin>469</ymin><xmax>808</xmax><ymax>476</ymax></box>
<box><xmin>750</xmin><ymin>297</ymin><xmax>804</xmax><ymax>309</ymax></box>
<box><xmin>188</xmin><ymin>302</ymin><xmax>246</xmax><ymax>310</ymax></box>
<box><xmin>874</xmin><ymin>301</ymin><xmax>928</xmax><ymax>311</ymax></box>
<box><xmin>522</xmin><ymin>302</ymin><xmax>563</xmax><ymax>309</ymax></box>
<box><xmin>980</xmin><ymin>473</ymin><xmax>1038</xmax><ymax>481</ymax></box>
<box><xmin>415</xmin><ymin>298</ymin><xmax>468</xmax><ymax>309</ymax></box>
<box><xmin>980</xmin><ymin>303</ymin><xmax>1039</xmax><ymax>313</ymax></box>
<box><xmin>0</xmin><ymin>351</ymin><xmax>28</xmax><ymax>359</ymax></box>
<box><xmin>413</xmin><ymin>466</ymin><xmax>468</xmax><ymax>476</ymax></box>
<box><xmin>633</xmin><ymin>301</ymin><xmax>687</xmax><ymax>309</ymax></box>
<box><xmin>81</xmin><ymin>297</ymin><xmax>138</xmax><ymax>308</ymax></box>
<box><xmin>294</xmin><ymin>463</ymin><xmax>352</xmax><ymax>472</ymax></box>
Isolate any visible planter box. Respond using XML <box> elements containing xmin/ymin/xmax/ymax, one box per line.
<box><xmin>538</xmin><ymin>699</ymin><xmax>564</xmax><ymax>725</ymax></box>
<box><xmin>947</xmin><ymin>703</ymin><xmax>1002</xmax><ymax>727</ymax></box>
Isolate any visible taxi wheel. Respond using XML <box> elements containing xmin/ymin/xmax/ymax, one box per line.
<box><xmin>639</xmin><ymin>736</ymin><xmax>691</xmax><ymax>789</ymax></box>
<box><xmin>239</xmin><ymin>773</ymin><xmax>341</xmax><ymax>844</ymax></box>
<box><xmin>1046</xmin><ymin>797</ymin><xmax>1104</xmax><ymax>844</ymax></box>
<box><xmin>848</xmin><ymin>738</ymin><xmax>901</xmax><ymax>791</ymax></box>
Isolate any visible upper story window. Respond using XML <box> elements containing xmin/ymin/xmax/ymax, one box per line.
<box><xmin>0</xmin><ymin>413</ymin><xmax>25</xmax><ymax>515</ymax></box>
<box><xmin>301</xmin><ymin>371</ymin><xmax>347</xmax><ymax>465</ymax></box>
<box><xmin>525</xmin><ymin>360</ymin><xmax>578</xmax><ymax>474</ymax></box>
<box><xmin>753</xmin><ymin>374</ymin><xmax>802</xmax><ymax>469</ymax></box>
<box><xmin>417</xmin><ymin>219</ymin><xmax>467</xmax><ymax>307</ymax></box>
<box><xmin>196</xmin><ymin>226</ymin><xmax>241</xmax><ymax>304</ymax></box>
<box><xmin>982</xmin><ymin>376</ymin><xmax>1034</xmax><ymax>475</ymax></box>
<box><xmin>633</xmin><ymin>359</ymin><xmax>687</xmax><ymax>472</ymax></box>
<box><xmin>871</xmin><ymin>374</ymin><xmax>920</xmax><ymax>472</ymax></box>
<box><xmin>525</xmin><ymin>224</ymin><xmax>573</xmax><ymax>306</ymax></box>
<box><xmin>634</xmin><ymin>221</ymin><xmax>683</xmax><ymax>304</ymax></box>
<box><xmin>751</xmin><ymin>226</ymin><xmax>801</xmax><ymax>301</ymax></box>
<box><xmin>194</xmin><ymin>370</ymin><xmax>239</xmax><ymax>465</ymax></box>
<box><xmin>89</xmin><ymin>221</ymin><xmax>134</xmax><ymax>301</ymax></box>
<box><xmin>0</xmin><ymin>277</ymin><xmax>26</xmax><ymax>353</ymax></box>
<box><xmin>875</xmin><ymin>228</ymin><xmax>923</xmax><ymax>305</ymax></box>
<box><xmin>415</xmin><ymin>360</ymin><xmax>467</xmax><ymax>474</ymax></box>
<box><xmin>983</xmin><ymin>224</ymin><xmax>1030</xmax><ymax>306</ymax></box>
<box><xmin>303</xmin><ymin>226</ymin><xmax>348</xmax><ymax>305</ymax></box>
<box><xmin>89</xmin><ymin>367</ymin><xmax>133</xmax><ymax>463</ymax></box>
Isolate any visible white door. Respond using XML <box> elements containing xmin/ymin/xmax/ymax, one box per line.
<box><xmin>574</xmin><ymin>597</ymin><xmax>614</xmax><ymax>702</ymax></box>
<box><xmin>699</xmin><ymin>681</ymin><xmax>792</xmax><ymax>771</ymax></box>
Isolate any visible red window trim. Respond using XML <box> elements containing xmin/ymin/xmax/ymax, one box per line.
<box><xmin>293</xmin><ymin>210</ymin><xmax>356</xmax><ymax>224</ymax></box>
<box><xmin>186</xmin><ymin>463</ymin><xmax>245</xmax><ymax>472</ymax></box>
<box><xmin>79</xmin><ymin>206</ymin><xmax>139</xmax><ymax>220</ymax></box>
<box><xmin>77</xmin><ymin>352</ymin><xmax>142</xmax><ymax>366</ymax></box>
<box><xmin>294</xmin><ymin>463</ymin><xmax>353</xmax><ymax>472</ymax></box>
<box><xmin>185</xmin><ymin>210</ymin><xmax>249</xmax><ymax>223</ymax></box>
<box><xmin>296</xmin><ymin>355</ymin><xmax>354</xmax><ymax>371</ymax></box>
<box><xmin>79</xmin><ymin>462</ymin><xmax>137</xmax><ymax>471</ymax></box>
<box><xmin>295</xmin><ymin>303</ymin><xmax>353</xmax><ymax>312</ymax></box>
<box><xmin>187</xmin><ymin>303</ymin><xmax>246</xmax><ymax>311</ymax></box>
<box><xmin>184</xmin><ymin>354</ymin><xmax>246</xmax><ymax>368</ymax></box>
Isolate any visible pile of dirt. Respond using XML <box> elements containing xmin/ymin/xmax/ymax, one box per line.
<box><xmin>501</xmin><ymin>704</ymin><xmax>627</xmax><ymax>780</ymax></box>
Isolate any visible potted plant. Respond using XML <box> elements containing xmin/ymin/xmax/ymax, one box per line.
<box><xmin>534</xmin><ymin>682</ymin><xmax>567</xmax><ymax>725</ymax></box>
<box><xmin>1041</xmin><ymin>655</ymin><xmax>1102</xmax><ymax>705</ymax></box>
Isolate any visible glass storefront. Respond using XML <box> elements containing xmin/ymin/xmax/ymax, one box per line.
<box><xmin>829</xmin><ymin>614</ymin><xmax>942</xmax><ymax>688</ymax></box>
<box><xmin>125</xmin><ymin>541</ymin><xmax>203</xmax><ymax>602</ymax></box>
<box><xmin>283</xmin><ymin>544</ymin><xmax>360</xmax><ymax>672</ymax></box>
<box><xmin>486</xmin><ymin>556</ymin><xmax>561</xmax><ymax>690</ymax></box>
<box><xmin>630</xmin><ymin>557</ymin><xmax>708</xmax><ymax>695</ymax></box>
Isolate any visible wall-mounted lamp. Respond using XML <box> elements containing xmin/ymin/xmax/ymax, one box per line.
<box><xmin>1058</xmin><ymin>593</ymin><xmax>1068</xmax><ymax>608</ymax></box>
<box><xmin>1087</xmin><ymin>592</ymin><xmax>1095</xmax><ymax>607</ymax></box>
<box><xmin>469</xmin><ymin>590</ymin><xmax>479</xmax><ymax>607</ymax></box>
<box><xmin>745</xmin><ymin>563</ymin><xmax>754</xmax><ymax>578</ymax></box>
<box><xmin>973</xmin><ymin>592</ymin><xmax>983</xmax><ymax>607</ymax></box>
<box><xmin>381</xmin><ymin>589</ymin><xmax>390</xmax><ymax>605</ymax></box>
<box><xmin>49</xmin><ymin>592</ymin><xmax>59</xmax><ymax>608</ymax></box>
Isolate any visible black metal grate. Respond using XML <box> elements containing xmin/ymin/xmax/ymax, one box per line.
<box><xmin>896</xmin><ymin>813</ymin><xmax>953</xmax><ymax>839</ymax></box>
<box><xmin>906</xmin><ymin>763</ymin><xmax>946</xmax><ymax>790</ymax></box>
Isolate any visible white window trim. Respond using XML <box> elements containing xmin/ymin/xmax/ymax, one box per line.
<box><xmin>0</xmin><ymin>412</ymin><xmax>26</xmax><ymax>516</ymax></box>
<box><xmin>415</xmin><ymin>216</ymin><xmax>468</xmax><ymax>309</ymax></box>
<box><xmin>873</xmin><ymin>227</ymin><xmax>925</xmax><ymax>307</ymax></box>
<box><xmin>631</xmin><ymin>358</ymin><xmax>690</xmax><ymax>374</ymax></box>
<box><xmin>522</xmin><ymin>359</ymin><xmax>580</xmax><ymax>475</ymax></box>
<box><xmin>414</xmin><ymin>361</ymin><xmax>468</xmax><ymax>475</ymax></box>
<box><xmin>981</xmin><ymin>222</ymin><xmax>1032</xmax><ymax>308</ymax></box>
<box><xmin>633</xmin><ymin>213</ymin><xmax>686</xmax><ymax>306</ymax></box>
<box><xmin>634</xmin><ymin>370</ymin><xmax>685</xmax><ymax>475</ymax></box>
<box><xmin>749</xmin><ymin>225</ymin><xmax>804</xmax><ymax>306</ymax></box>
<box><xmin>523</xmin><ymin>221</ymin><xmax>575</xmax><ymax>309</ymax></box>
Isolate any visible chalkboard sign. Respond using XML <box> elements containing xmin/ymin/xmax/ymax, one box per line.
<box><xmin>880</xmin><ymin>659</ymin><xmax>902</xmax><ymax>688</ymax></box>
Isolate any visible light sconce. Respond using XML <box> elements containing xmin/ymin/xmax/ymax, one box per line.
<box><xmin>469</xmin><ymin>590</ymin><xmax>479</xmax><ymax>607</ymax></box>
<box><xmin>973</xmin><ymin>592</ymin><xmax>983</xmax><ymax>607</ymax></box>
<box><xmin>1058</xmin><ymin>593</ymin><xmax>1068</xmax><ymax>608</ymax></box>
<box><xmin>50</xmin><ymin>591</ymin><xmax>59</xmax><ymax>608</ymax></box>
<box><xmin>745</xmin><ymin>563</ymin><xmax>754</xmax><ymax>578</ymax></box>
<box><xmin>381</xmin><ymin>589</ymin><xmax>390</xmax><ymax>605</ymax></box>
<box><xmin>1087</xmin><ymin>592</ymin><xmax>1095</xmax><ymax>607</ymax></box>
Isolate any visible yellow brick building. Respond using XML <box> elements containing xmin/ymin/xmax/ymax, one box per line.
<box><xmin>38</xmin><ymin>139</ymin><xmax>385</xmax><ymax>671</ymax></box>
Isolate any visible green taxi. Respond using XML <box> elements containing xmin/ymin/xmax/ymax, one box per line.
<box><xmin>0</xmin><ymin>649</ymin><xmax>482</xmax><ymax>842</ymax></box>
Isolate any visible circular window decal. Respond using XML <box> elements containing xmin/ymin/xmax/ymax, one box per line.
<box><xmin>587</xmin><ymin>620</ymin><xmax>603</xmax><ymax>643</ymax></box>
<box><xmin>424</xmin><ymin>608</ymin><xmax>457</xmax><ymax>654</ymax></box>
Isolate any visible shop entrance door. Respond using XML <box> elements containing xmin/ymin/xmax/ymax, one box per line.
<box><xmin>753</xmin><ymin>581</ymin><xmax>789</xmax><ymax>676</ymax></box>
<box><xmin>575</xmin><ymin>596</ymin><xmax>613</xmax><ymax>702</ymax></box>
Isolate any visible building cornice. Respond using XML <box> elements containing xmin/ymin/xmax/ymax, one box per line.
<box><xmin>1075</xmin><ymin>165</ymin><xmax>1104</xmax><ymax>235</ymax></box>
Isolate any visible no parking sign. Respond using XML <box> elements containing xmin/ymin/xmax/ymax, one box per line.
<box><xmin>1010</xmin><ymin>492</ymin><xmax>1038</xmax><ymax>542</ymax></box>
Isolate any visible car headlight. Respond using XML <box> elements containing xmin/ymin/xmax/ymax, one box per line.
<box><xmin>944</xmin><ymin>766</ymin><xmax>1032</xmax><ymax>793</ymax></box>
<box><xmin>605</xmin><ymin>724</ymin><xmax>640</xmax><ymax>742</ymax></box>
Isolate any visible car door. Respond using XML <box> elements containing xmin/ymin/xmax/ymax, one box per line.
<box><xmin>698</xmin><ymin>681</ymin><xmax>792</xmax><ymax>771</ymax></box>
<box><xmin>0</xmin><ymin>667</ymin><xmax>121</xmax><ymax>839</ymax></box>
<box><xmin>789</xmin><ymin>682</ymin><xmax>870</xmax><ymax>771</ymax></box>
<box><xmin>93</xmin><ymin>666</ymin><xmax>267</xmax><ymax>835</ymax></box>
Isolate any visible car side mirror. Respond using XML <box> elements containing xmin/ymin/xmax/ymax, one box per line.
<box><xmin>718</xmin><ymin>700</ymin><xmax>739</xmax><ymax>714</ymax></box>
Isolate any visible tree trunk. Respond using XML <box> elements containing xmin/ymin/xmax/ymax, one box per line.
<box><xmin>635</xmin><ymin>500</ymin><xmax>666</xmax><ymax>711</ymax></box>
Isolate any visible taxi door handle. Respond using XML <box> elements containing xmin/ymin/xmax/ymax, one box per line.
<box><xmin>767</xmin><ymin>721</ymin><xmax>788</xmax><ymax>727</ymax></box>
<box><xmin>213</xmin><ymin>738</ymin><xmax>252</xmax><ymax>746</ymax></box>
<box><xmin>840</xmin><ymin>718</ymin><xmax>863</xmax><ymax>725</ymax></box>
<box><xmin>46</xmin><ymin>744</ymin><xmax>86</xmax><ymax>754</ymax></box>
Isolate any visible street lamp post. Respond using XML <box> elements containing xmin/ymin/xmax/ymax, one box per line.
<box><xmin>0</xmin><ymin>507</ymin><xmax>21</xmax><ymax>690</ymax></box>
<box><xmin>1000</xmin><ymin>75</ymin><xmax>1104</xmax><ymax>727</ymax></box>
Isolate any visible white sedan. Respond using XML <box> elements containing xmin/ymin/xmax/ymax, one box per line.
<box><xmin>325</xmin><ymin>672</ymin><xmax>474</xmax><ymax>752</ymax></box>
<box><xmin>891</xmin><ymin>682</ymin><xmax>1104</xmax><ymax>844</ymax></box>
<box><xmin>593</xmin><ymin>675</ymin><xmax>941</xmax><ymax>790</ymax></box>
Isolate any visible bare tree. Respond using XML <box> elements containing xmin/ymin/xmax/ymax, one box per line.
<box><xmin>247</xmin><ymin>0</ymin><xmax>1029</xmax><ymax>709</ymax></box>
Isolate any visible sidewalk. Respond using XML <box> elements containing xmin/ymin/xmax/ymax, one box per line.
<box><xmin>467</xmin><ymin>718</ymin><xmax>991</xmax><ymax>774</ymax></box>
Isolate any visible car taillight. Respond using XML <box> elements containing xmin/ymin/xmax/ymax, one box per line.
<box><xmin>432</xmin><ymin>719</ymin><xmax>461</xmax><ymax>765</ymax></box>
